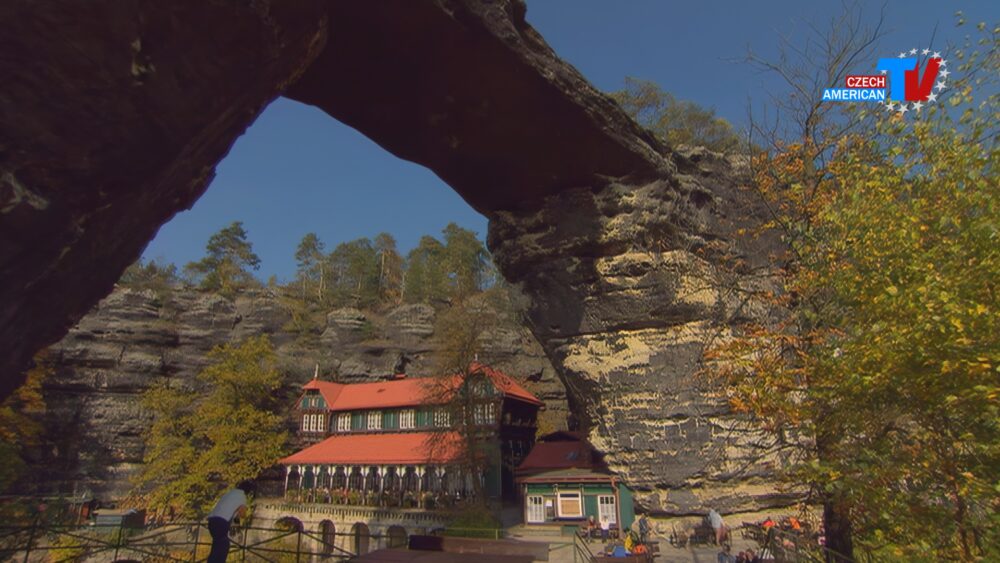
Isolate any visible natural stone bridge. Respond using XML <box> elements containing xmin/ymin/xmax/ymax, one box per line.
<box><xmin>2</xmin><ymin>0</ymin><xmax>782</xmax><ymax>515</ymax></box>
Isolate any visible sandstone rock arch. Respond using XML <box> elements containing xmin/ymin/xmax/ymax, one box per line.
<box><xmin>2</xmin><ymin>0</ymin><xmax>777</xmax><ymax>515</ymax></box>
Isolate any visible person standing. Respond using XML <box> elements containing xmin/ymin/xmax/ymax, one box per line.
<box><xmin>207</xmin><ymin>481</ymin><xmax>254</xmax><ymax>563</ymax></box>
<box><xmin>709</xmin><ymin>508</ymin><xmax>727</xmax><ymax>546</ymax></box>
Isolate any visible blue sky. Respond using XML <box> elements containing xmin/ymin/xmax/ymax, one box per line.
<box><xmin>142</xmin><ymin>1</ymin><xmax>996</xmax><ymax>281</ymax></box>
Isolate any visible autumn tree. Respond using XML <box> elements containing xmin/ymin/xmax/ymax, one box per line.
<box><xmin>611</xmin><ymin>77</ymin><xmax>741</xmax><ymax>152</ymax></box>
<box><xmin>707</xmin><ymin>17</ymin><xmax>999</xmax><ymax>562</ymax></box>
<box><xmin>134</xmin><ymin>335</ymin><xmax>288</xmax><ymax>518</ymax></box>
<box><xmin>184</xmin><ymin>221</ymin><xmax>262</xmax><ymax>296</ymax></box>
<box><xmin>0</xmin><ymin>353</ymin><xmax>48</xmax><ymax>492</ymax></box>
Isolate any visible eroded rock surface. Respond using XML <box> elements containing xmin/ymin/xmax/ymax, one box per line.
<box><xmin>0</xmin><ymin>0</ymin><xmax>328</xmax><ymax>397</ymax></box>
<box><xmin>490</xmin><ymin>147</ymin><xmax>788</xmax><ymax>514</ymax></box>
<box><xmin>34</xmin><ymin>287</ymin><xmax>565</xmax><ymax>500</ymax></box>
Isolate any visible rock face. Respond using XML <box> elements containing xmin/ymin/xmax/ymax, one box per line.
<box><xmin>0</xmin><ymin>0</ymin><xmax>328</xmax><ymax>397</ymax></box>
<box><xmin>489</xmin><ymin>147</ymin><xmax>789</xmax><ymax>515</ymax></box>
<box><xmin>1</xmin><ymin>0</ymin><xmax>791</xmax><ymax>517</ymax></box>
<box><xmin>34</xmin><ymin>287</ymin><xmax>567</xmax><ymax>501</ymax></box>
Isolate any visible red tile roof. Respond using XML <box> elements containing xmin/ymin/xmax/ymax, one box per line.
<box><xmin>470</xmin><ymin>362</ymin><xmax>544</xmax><ymax>407</ymax></box>
<box><xmin>517</xmin><ymin>440</ymin><xmax>598</xmax><ymax>473</ymax></box>
<box><xmin>300</xmin><ymin>363</ymin><xmax>542</xmax><ymax>411</ymax></box>
<box><xmin>280</xmin><ymin>432</ymin><xmax>463</xmax><ymax>465</ymax></box>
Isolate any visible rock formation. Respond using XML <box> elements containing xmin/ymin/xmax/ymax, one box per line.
<box><xmin>34</xmin><ymin>286</ymin><xmax>566</xmax><ymax>501</ymax></box>
<box><xmin>1</xmin><ymin>0</ymin><xmax>792</xmax><ymax>516</ymax></box>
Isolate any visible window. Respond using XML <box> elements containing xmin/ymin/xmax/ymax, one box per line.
<box><xmin>383</xmin><ymin>410</ymin><xmax>399</xmax><ymax>430</ymax></box>
<box><xmin>433</xmin><ymin>408</ymin><xmax>450</xmax><ymax>427</ymax></box>
<box><xmin>527</xmin><ymin>495</ymin><xmax>546</xmax><ymax>523</ymax></box>
<box><xmin>367</xmin><ymin>411</ymin><xmax>382</xmax><ymax>430</ymax></box>
<box><xmin>301</xmin><ymin>415</ymin><xmax>309</xmax><ymax>432</ymax></box>
<box><xmin>474</xmin><ymin>402</ymin><xmax>496</xmax><ymax>425</ymax></box>
<box><xmin>598</xmin><ymin>495</ymin><xmax>617</xmax><ymax>526</ymax></box>
<box><xmin>557</xmin><ymin>492</ymin><xmax>583</xmax><ymax>518</ymax></box>
<box><xmin>399</xmin><ymin>409</ymin><xmax>415</xmax><ymax>430</ymax></box>
<box><xmin>337</xmin><ymin>413</ymin><xmax>351</xmax><ymax>432</ymax></box>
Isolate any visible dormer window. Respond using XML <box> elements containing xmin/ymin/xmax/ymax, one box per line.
<box><xmin>367</xmin><ymin>410</ymin><xmax>382</xmax><ymax>430</ymax></box>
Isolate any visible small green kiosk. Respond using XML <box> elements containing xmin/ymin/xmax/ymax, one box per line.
<box><xmin>516</xmin><ymin>432</ymin><xmax>635</xmax><ymax>534</ymax></box>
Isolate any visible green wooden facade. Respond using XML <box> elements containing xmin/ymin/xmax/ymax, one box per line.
<box><xmin>522</xmin><ymin>479</ymin><xmax>635</xmax><ymax>530</ymax></box>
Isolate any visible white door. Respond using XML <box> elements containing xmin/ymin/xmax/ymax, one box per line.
<box><xmin>598</xmin><ymin>495</ymin><xmax>617</xmax><ymax>526</ymax></box>
<box><xmin>527</xmin><ymin>495</ymin><xmax>546</xmax><ymax>523</ymax></box>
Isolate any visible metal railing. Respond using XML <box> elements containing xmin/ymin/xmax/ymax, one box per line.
<box><xmin>0</xmin><ymin>519</ymin><xmax>405</xmax><ymax>562</ymax></box>
<box><xmin>741</xmin><ymin>525</ymin><xmax>874</xmax><ymax>563</ymax></box>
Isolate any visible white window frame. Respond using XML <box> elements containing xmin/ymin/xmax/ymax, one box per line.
<box><xmin>557</xmin><ymin>491</ymin><xmax>583</xmax><ymax>518</ymax></box>
<box><xmin>527</xmin><ymin>495</ymin><xmax>546</xmax><ymax>523</ymax></box>
<box><xmin>434</xmin><ymin>408</ymin><xmax>450</xmax><ymax>427</ymax></box>
<box><xmin>598</xmin><ymin>495</ymin><xmax>617</xmax><ymax>526</ymax></box>
<box><xmin>367</xmin><ymin>410</ymin><xmax>382</xmax><ymax>430</ymax></box>
<box><xmin>337</xmin><ymin>412</ymin><xmax>351</xmax><ymax>432</ymax></box>
<box><xmin>399</xmin><ymin>409</ymin><xmax>415</xmax><ymax>430</ymax></box>
<box><xmin>301</xmin><ymin>415</ymin><xmax>309</xmax><ymax>432</ymax></box>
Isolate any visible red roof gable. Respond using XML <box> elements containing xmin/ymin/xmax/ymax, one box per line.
<box><xmin>470</xmin><ymin>362</ymin><xmax>544</xmax><ymax>407</ymax></box>
<box><xmin>299</xmin><ymin>364</ymin><xmax>542</xmax><ymax>411</ymax></box>
<box><xmin>280</xmin><ymin>432</ymin><xmax>463</xmax><ymax>465</ymax></box>
<box><xmin>517</xmin><ymin>433</ymin><xmax>607</xmax><ymax>474</ymax></box>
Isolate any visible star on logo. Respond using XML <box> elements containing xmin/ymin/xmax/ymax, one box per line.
<box><xmin>898</xmin><ymin>52</ymin><xmax>907</xmax><ymax>58</ymax></box>
<box><xmin>932</xmin><ymin>51</ymin><xmax>941</xmax><ymax>59</ymax></box>
<box><xmin>927</xmin><ymin>92</ymin><xmax>937</xmax><ymax>103</ymax></box>
<box><xmin>885</xmin><ymin>101</ymin><xmax>897</xmax><ymax>112</ymax></box>
<box><xmin>911</xmin><ymin>101</ymin><xmax>924</xmax><ymax>112</ymax></box>
<box><xmin>940</xmin><ymin>68</ymin><xmax>950</xmax><ymax>78</ymax></box>
<box><xmin>938</xmin><ymin>58</ymin><xmax>947</xmax><ymax>67</ymax></box>
<box><xmin>909</xmin><ymin>48</ymin><xmax>918</xmax><ymax>55</ymax></box>
<box><xmin>934</xmin><ymin>81</ymin><xmax>947</xmax><ymax>92</ymax></box>
<box><xmin>897</xmin><ymin>103</ymin><xmax>909</xmax><ymax>115</ymax></box>
<box><xmin>921</xmin><ymin>48</ymin><xmax>930</xmax><ymax>55</ymax></box>
<box><xmin>880</xmin><ymin>69</ymin><xmax>887</xmax><ymax>74</ymax></box>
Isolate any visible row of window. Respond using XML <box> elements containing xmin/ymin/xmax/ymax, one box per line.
<box><xmin>300</xmin><ymin>404</ymin><xmax>501</xmax><ymax>434</ymax></box>
<box><xmin>301</xmin><ymin>408</ymin><xmax>457</xmax><ymax>434</ymax></box>
<box><xmin>525</xmin><ymin>493</ymin><xmax>617</xmax><ymax>523</ymax></box>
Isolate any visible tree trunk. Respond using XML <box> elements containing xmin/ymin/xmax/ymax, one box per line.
<box><xmin>823</xmin><ymin>497</ymin><xmax>854</xmax><ymax>563</ymax></box>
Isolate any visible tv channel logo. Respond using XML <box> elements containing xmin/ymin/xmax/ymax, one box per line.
<box><xmin>823</xmin><ymin>48</ymin><xmax>949</xmax><ymax>115</ymax></box>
